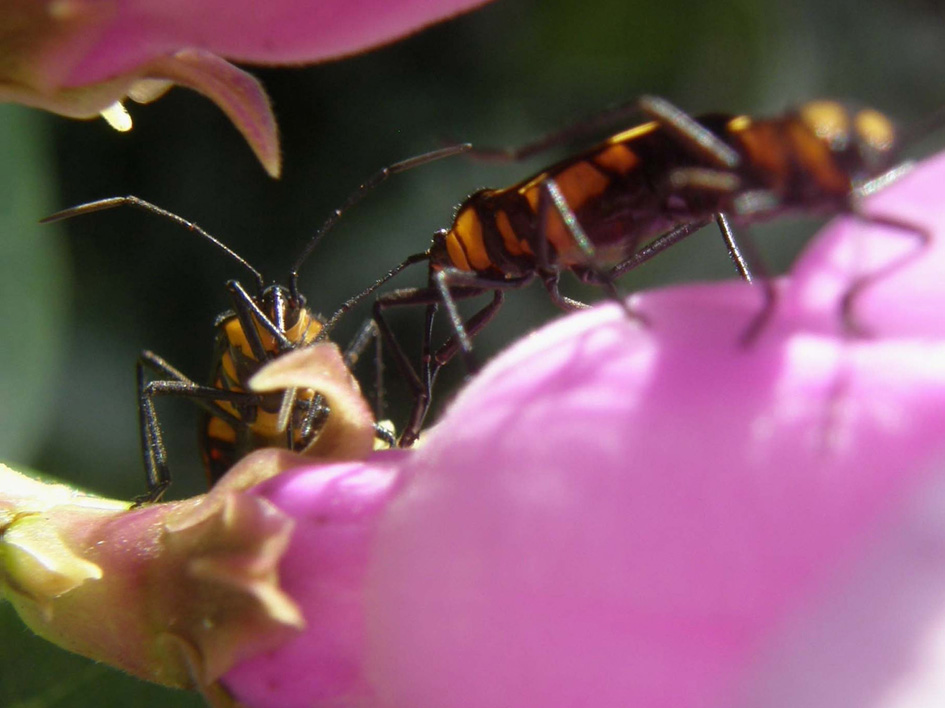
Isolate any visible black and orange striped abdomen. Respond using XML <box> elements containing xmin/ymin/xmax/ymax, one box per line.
<box><xmin>436</xmin><ymin>119</ymin><xmax>717</xmax><ymax>275</ymax></box>
<box><xmin>435</xmin><ymin>100</ymin><xmax>900</xmax><ymax>282</ymax></box>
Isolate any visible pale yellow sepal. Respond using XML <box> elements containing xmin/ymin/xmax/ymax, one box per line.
<box><xmin>0</xmin><ymin>457</ymin><xmax>302</xmax><ymax>702</ymax></box>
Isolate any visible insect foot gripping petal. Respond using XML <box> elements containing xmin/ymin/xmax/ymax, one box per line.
<box><xmin>0</xmin><ymin>461</ymin><xmax>302</xmax><ymax>704</ymax></box>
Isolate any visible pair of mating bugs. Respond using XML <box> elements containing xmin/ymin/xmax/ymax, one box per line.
<box><xmin>45</xmin><ymin>96</ymin><xmax>924</xmax><ymax>503</ymax></box>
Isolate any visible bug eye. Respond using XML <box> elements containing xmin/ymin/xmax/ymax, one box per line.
<box><xmin>799</xmin><ymin>101</ymin><xmax>851</xmax><ymax>151</ymax></box>
<box><xmin>854</xmin><ymin>109</ymin><xmax>896</xmax><ymax>155</ymax></box>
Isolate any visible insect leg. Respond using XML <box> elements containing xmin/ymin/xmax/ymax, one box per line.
<box><xmin>539</xmin><ymin>178</ymin><xmax>642</xmax><ymax>321</ymax></box>
<box><xmin>840</xmin><ymin>209</ymin><xmax>931</xmax><ymax>335</ymax></box>
<box><xmin>433</xmin><ymin>270</ymin><xmax>480</xmax><ymax>372</ymax></box>
<box><xmin>639</xmin><ymin>96</ymin><xmax>742</xmax><ymax>169</ymax></box>
<box><xmin>709</xmin><ymin>214</ymin><xmax>778</xmax><ymax>345</ymax></box>
<box><xmin>136</xmin><ymin>351</ymin><xmax>254</xmax><ymax>505</ymax></box>
<box><xmin>374</xmin><ymin>278</ymin><xmax>522</xmax><ymax>446</ymax></box>
<box><xmin>607</xmin><ymin>220</ymin><xmax>712</xmax><ymax>280</ymax></box>
<box><xmin>226</xmin><ymin>280</ymin><xmax>290</xmax><ymax>357</ymax></box>
<box><xmin>342</xmin><ymin>318</ymin><xmax>379</xmax><ymax>367</ymax></box>
<box><xmin>338</xmin><ymin>318</ymin><xmax>398</xmax><ymax>446</ymax></box>
<box><xmin>432</xmin><ymin>291</ymin><xmax>505</xmax><ymax>371</ymax></box>
<box><xmin>372</xmin><ymin>286</ymin><xmax>445</xmax><ymax>446</ymax></box>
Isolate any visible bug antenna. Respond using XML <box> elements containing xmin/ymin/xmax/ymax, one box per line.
<box><xmin>288</xmin><ymin>143</ymin><xmax>471</xmax><ymax>299</ymax></box>
<box><xmin>41</xmin><ymin>196</ymin><xmax>266</xmax><ymax>292</ymax></box>
<box><xmin>320</xmin><ymin>251</ymin><xmax>431</xmax><ymax>337</ymax></box>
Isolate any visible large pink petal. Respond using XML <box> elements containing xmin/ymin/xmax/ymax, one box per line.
<box><xmin>228</xmin><ymin>455</ymin><xmax>409</xmax><ymax>708</ymax></box>
<box><xmin>362</xmin><ymin>155</ymin><xmax>945</xmax><ymax>707</ymax></box>
<box><xmin>230</xmin><ymin>154</ymin><xmax>945</xmax><ymax>707</ymax></box>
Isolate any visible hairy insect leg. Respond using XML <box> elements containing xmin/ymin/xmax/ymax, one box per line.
<box><xmin>607</xmin><ymin>220</ymin><xmax>711</xmax><ymax>280</ymax></box>
<box><xmin>432</xmin><ymin>290</ymin><xmax>505</xmax><ymax>371</ymax></box>
<box><xmin>336</xmin><ymin>317</ymin><xmax>399</xmax><ymax>446</ymax></box>
<box><xmin>374</xmin><ymin>276</ymin><xmax>526</xmax><ymax>446</ymax></box>
<box><xmin>638</xmin><ymin>96</ymin><xmax>742</xmax><ymax>170</ymax></box>
<box><xmin>539</xmin><ymin>178</ymin><xmax>643</xmax><ymax>322</ymax></box>
<box><xmin>372</xmin><ymin>287</ymin><xmax>444</xmax><ymax>447</ymax></box>
<box><xmin>135</xmin><ymin>351</ymin><xmax>254</xmax><ymax>505</ymax></box>
<box><xmin>226</xmin><ymin>280</ymin><xmax>292</xmax><ymax>357</ymax></box>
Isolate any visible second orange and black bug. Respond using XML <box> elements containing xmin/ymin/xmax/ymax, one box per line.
<box><xmin>42</xmin><ymin>144</ymin><xmax>469</xmax><ymax>503</ymax></box>
<box><xmin>328</xmin><ymin>97</ymin><xmax>927</xmax><ymax>446</ymax></box>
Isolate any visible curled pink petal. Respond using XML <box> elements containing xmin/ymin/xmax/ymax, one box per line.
<box><xmin>223</xmin><ymin>153</ymin><xmax>945</xmax><ymax>707</ymax></box>
<box><xmin>1</xmin><ymin>0</ymin><xmax>493</xmax><ymax>174</ymax></box>
<box><xmin>140</xmin><ymin>49</ymin><xmax>281</xmax><ymax>177</ymax></box>
<box><xmin>249</xmin><ymin>343</ymin><xmax>378</xmax><ymax>461</ymax></box>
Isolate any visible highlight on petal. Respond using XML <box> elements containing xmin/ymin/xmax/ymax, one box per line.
<box><xmin>98</xmin><ymin>98</ymin><xmax>131</xmax><ymax>130</ymax></box>
<box><xmin>0</xmin><ymin>44</ymin><xmax>281</xmax><ymax>175</ymax></box>
<box><xmin>219</xmin><ymin>153</ymin><xmax>945</xmax><ymax>707</ymax></box>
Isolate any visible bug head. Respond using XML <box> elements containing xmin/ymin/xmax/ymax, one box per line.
<box><xmin>428</xmin><ymin>228</ymin><xmax>454</xmax><ymax>269</ymax></box>
<box><xmin>258</xmin><ymin>284</ymin><xmax>310</xmax><ymax>334</ymax></box>
<box><xmin>798</xmin><ymin>101</ymin><xmax>900</xmax><ymax>182</ymax></box>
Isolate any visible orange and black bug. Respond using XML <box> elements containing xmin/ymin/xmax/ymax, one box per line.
<box><xmin>42</xmin><ymin>144</ymin><xmax>469</xmax><ymax>503</ymax></box>
<box><xmin>329</xmin><ymin>97</ymin><xmax>926</xmax><ymax>446</ymax></box>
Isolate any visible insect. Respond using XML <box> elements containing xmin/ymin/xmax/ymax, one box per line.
<box><xmin>326</xmin><ymin>97</ymin><xmax>925</xmax><ymax>447</ymax></box>
<box><xmin>42</xmin><ymin>144</ymin><xmax>469</xmax><ymax>504</ymax></box>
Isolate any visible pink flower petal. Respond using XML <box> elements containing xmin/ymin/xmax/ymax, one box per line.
<box><xmin>143</xmin><ymin>49</ymin><xmax>280</xmax><ymax>177</ymax></box>
<box><xmin>228</xmin><ymin>455</ymin><xmax>409</xmax><ymax>707</ymax></box>
<box><xmin>60</xmin><ymin>0</ymin><xmax>495</xmax><ymax>86</ymax></box>
<box><xmin>360</xmin><ymin>154</ymin><xmax>945</xmax><ymax>707</ymax></box>
<box><xmin>221</xmin><ymin>152</ymin><xmax>945</xmax><ymax>707</ymax></box>
<box><xmin>790</xmin><ymin>159</ymin><xmax>945</xmax><ymax>338</ymax></box>
<box><xmin>1</xmin><ymin>0</ymin><xmax>492</xmax><ymax>174</ymax></box>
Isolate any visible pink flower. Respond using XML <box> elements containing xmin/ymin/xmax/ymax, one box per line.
<box><xmin>1</xmin><ymin>0</ymin><xmax>492</xmax><ymax>176</ymax></box>
<box><xmin>6</xmin><ymin>151</ymin><xmax>944</xmax><ymax>705</ymax></box>
<box><xmin>225</xmin><ymin>151</ymin><xmax>945</xmax><ymax>707</ymax></box>
<box><xmin>0</xmin><ymin>344</ymin><xmax>379</xmax><ymax>703</ymax></box>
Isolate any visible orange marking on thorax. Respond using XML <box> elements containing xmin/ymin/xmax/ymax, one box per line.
<box><xmin>592</xmin><ymin>142</ymin><xmax>640</xmax><ymax>175</ymax></box>
<box><xmin>729</xmin><ymin>117</ymin><xmax>790</xmax><ymax>191</ymax></box>
<box><xmin>787</xmin><ymin>120</ymin><xmax>849</xmax><ymax>194</ymax></box>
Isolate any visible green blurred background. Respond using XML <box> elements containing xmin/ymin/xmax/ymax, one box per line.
<box><xmin>3</xmin><ymin>0</ymin><xmax>945</xmax><ymax>704</ymax></box>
